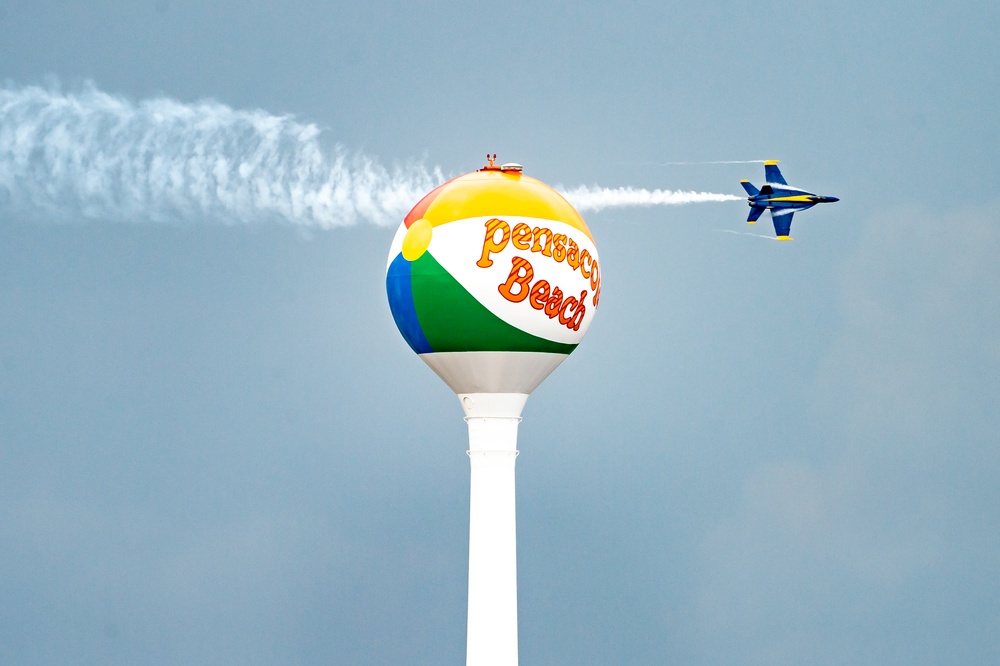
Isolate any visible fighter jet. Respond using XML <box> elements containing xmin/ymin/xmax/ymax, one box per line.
<box><xmin>740</xmin><ymin>161</ymin><xmax>838</xmax><ymax>240</ymax></box>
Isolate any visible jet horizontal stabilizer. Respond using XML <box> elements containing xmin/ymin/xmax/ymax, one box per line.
<box><xmin>740</xmin><ymin>180</ymin><xmax>760</xmax><ymax>197</ymax></box>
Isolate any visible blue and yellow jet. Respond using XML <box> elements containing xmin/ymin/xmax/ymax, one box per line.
<box><xmin>740</xmin><ymin>161</ymin><xmax>839</xmax><ymax>240</ymax></box>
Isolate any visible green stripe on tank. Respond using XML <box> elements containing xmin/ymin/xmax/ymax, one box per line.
<box><xmin>410</xmin><ymin>252</ymin><xmax>577</xmax><ymax>354</ymax></box>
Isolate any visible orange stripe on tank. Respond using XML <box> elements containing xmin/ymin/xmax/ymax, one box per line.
<box><xmin>403</xmin><ymin>175</ymin><xmax>460</xmax><ymax>227</ymax></box>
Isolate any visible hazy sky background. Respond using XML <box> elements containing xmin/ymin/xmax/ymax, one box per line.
<box><xmin>2</xmin><ymin>2</ymin><xmax>999</xmax><ymax>664</ymax></box>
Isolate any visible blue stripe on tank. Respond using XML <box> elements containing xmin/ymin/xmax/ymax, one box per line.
<box><xmin>386</xmin><ymin>252</ymin><xmax>433</xmax><ymax>354</ymax></box>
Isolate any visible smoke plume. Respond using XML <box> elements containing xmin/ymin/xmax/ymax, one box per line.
<box><xmin>0</xmin><ymin>82</ymin><xmax>740</xmax><ymax>226</ymax></box>
<box><xmin>562</xmin><ymin>185</ymin><xmax>742</xmax><ymax>212</ymax></box>
<box><xmin>657</xmin><ymin>160</ymin><xmax>766</xmax><ymax>165</ymax></box>
<box><xmin>0</xmin><ymin>83</ymin><xmax>442</xmax><ymax>227</ymax></box>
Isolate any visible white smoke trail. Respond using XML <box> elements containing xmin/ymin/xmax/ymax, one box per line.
<box><xmin>0</xmin><ymin>81</ymin><xmax>743</xmax><ymax>226</ymax></box>
<box><xmin>561</xmin><ymin>185</ymin><xmax>742</xmax><ymax>212</ymax></box>
<box><xmin>0</xmin><ymin>82</ymin><xmax>443</xmax><ymax>227</ymax></box>
<box><xmin>657</xmin><ymin>160</ymin><xmax>767</xmax><ymax>165</ymax></box>
<box><xmin>714</xmin><ymin>229</ymin><xmax>780</xmax><ymax>241</ymax></box>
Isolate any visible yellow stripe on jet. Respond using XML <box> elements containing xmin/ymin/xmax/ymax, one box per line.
<box><xmin>767</xmin><ymin>195</ymin><xmax>814</xmax><ymax>203</ymax></box>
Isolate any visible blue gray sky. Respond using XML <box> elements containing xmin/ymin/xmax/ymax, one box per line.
<box><xmin>1</xmin><ymin>2</ymin><xmax>999</xmax><ymax>664</ymax></box>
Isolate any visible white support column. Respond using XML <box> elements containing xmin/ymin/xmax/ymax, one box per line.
<box><xmin>459</xmin><ymin>393</ymin><xmax>527</xmax><ymax>666</ymax></box>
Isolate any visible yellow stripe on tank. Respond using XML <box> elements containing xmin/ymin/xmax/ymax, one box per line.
<box><xmin>420</xmin><ymin>170</ymin><xmax>595</xmax><ymax>242</ymax></box>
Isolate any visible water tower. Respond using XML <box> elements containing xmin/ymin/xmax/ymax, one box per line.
<box><xmin>385</xmin><ymin>156</ymin><xmax>600</xmax><ymax>666</ymax></box>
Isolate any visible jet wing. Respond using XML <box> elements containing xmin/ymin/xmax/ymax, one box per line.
<box><xmin>770</xmin><ymin>208</ymin><xmax>794</xmax><ymax>239</ymax></box>
<box><xmin>764</xmin><ymin>161</ymin><xmax>787</xmax><ymax>185</ymax></box>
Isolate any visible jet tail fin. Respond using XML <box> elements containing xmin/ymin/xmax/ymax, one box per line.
<box><xmin>740</xmin><ymin>180</ymin><xmax>759</xmax><ymax>196</ymax></box>
<box><xmin>764</xmin><ymin>160</ymin><xmax>787</xmax><ymax>185</ymax></box>
<box><xmin>747</xmin><ymin>206</ymin><xmax>766</xmax><ymax>224</ymax></box>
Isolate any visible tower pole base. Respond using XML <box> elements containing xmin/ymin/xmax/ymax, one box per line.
<box><xmin>461</xmin><ymin>393</ymin><xmax>525</xmax><ymax>666</ymax></box>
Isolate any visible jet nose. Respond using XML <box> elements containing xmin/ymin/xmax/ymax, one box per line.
<box><xmin>824</xmin><ymin>196</ymin><xmax>840</xmax><ymax>203</ymax></box>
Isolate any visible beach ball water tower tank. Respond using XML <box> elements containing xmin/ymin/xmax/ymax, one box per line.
<box><xmin>386</xmin><ymin>155</ymin><xmax>601</xmax><ymax>666</ymax></box>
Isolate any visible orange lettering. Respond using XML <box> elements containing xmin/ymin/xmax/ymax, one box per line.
<box><xmin>558</xmin><ymin>295</ymin><xmax>576</xmax><ymax>325</ymax></box>
<box><xmin>566</xmin><ymin>239</ymin><xmax>580</xmax><ymax>269</ymax></box>
<box><xmin>511</xmin><ymin>222</ymin><xmax>532</xmax><ymax>250</ymax></box>
<box><xmin>579</xmin><ymin>250</ymin><xmax>592</xmax><ymax>278</ymax></box>
<box><xmin>569</xmin><ymin>291</ymin><xmax>587</xmax><ymax>330</ymax></box>
<box><xmin>528</xmin><ymin>279</ymin><xmax>551</xmax><ymax>310</ymax></box>
<box><xmin>532</xmin><ymin>226</ymin><xmax>553</xmax><ymax>257</ymax></box>
<box><xmin>498</xmin><ymin>257</ymin><xmax>533</xmax><ymax>303</ymax></box>
<box><xmin>551</xmin><ymin>234</ymin><xmax>567</xmax><ymax>263</ymax></box>
<box><xmin>477</xmin><ymin>218</ymin><xmax>510</xmax><ymax>268</ymax></box>
<box><xmin>543</xmin><ymin>286</ymin><xmax>564</xmax><ymax>319</ymax></box>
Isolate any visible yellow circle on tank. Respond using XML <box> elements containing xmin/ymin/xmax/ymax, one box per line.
<box><xmin>402</xmin><ymin>217</ymin><xmax>433</xmax><ymax>261</ymax></box>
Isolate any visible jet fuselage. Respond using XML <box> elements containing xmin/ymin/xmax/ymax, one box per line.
<box><xmin>740</xmin><ymin>161</ymin><xmax>838</xmax><ymax>239</ymax></box>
